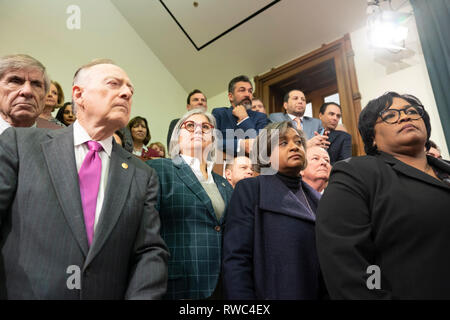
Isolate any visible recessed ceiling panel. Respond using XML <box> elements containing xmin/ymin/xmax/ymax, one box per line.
<box><xmin>160</xmin><ymin>0</ymin><xmax>279</xmax><ymax>50</ymax></box>
<box><xmin>111</xmin><ymin>0</ymin><xmax>369</xmax><ymax>97</ymax></box>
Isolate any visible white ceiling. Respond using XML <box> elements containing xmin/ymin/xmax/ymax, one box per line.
<box><xmin>160</xmin><ymin>0</ymin><xmax>276</xmax><ymax>48</ymax></box>
<box><xmin>111</xmin><ymin>0</ymin><xmax>371</xmax><ymax>97</ymax></box>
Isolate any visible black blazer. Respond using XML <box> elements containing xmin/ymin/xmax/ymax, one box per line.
<box><xmin>327</xmin><ymin>130</ymin><xmax>352</xmax><ymax>165</ymax></box>
<box><xmin>223</xmin><ymin>174</ymin><xmax>325</xmax><ymax>299</ymax></box>
<box><xmin>316</xmin><ymin>152</ymin><xmax>450</xmax><ymax>299</ymax></box>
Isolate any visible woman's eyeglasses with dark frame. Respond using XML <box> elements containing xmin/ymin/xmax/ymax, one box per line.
<box><xmin>181</xmin><ymin>120</ymin><xmax>214</xmax><ymax>134</ymax></box>
<box><xmin>379</xmin><ymin>105</ymin><xmax>425</xmax><ymax>124</ymax></box>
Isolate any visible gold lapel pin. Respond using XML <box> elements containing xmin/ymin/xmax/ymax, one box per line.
<box><xmin>122</xmin><ymin>163</ymin><xmax>128</xmax><ymax>169</ymax></box>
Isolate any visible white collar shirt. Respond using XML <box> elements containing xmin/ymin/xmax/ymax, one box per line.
<box><xmin>73</xmin><ymin>120</ymin><xmax>113</xmax><ymax>232</ymax></box>
<box><xmin>0</xmin><ymin>115</ymin><xmax>37</xmax><ymax>134</ymax></box>
<box><xmin>287</xmin><ymin>113</ymin><xmax>304</xmax><ymax>123</ymax></box>
<box><xmin>180</xmin><ymin>154</ymin><xmax>215</xmax><ymax>184</ymax></box>
<box><xmin>0</xmin><ymin>116</ymin><xmax>11</xmax><ymax>135</ymax></box>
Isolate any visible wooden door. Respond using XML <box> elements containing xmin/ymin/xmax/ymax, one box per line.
<box><xmin>254</xmin><ymin>34</ymin><xmax>365</xmax><ymax>156</ymax></box>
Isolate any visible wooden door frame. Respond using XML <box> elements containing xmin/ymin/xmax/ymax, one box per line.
<box><xmin>254</xmin><ymin>34</ymin><xmax>365</xmax><ymax>156</ymax></box>
<box><xmin>307</xmin><ymin>83</ymin><xmax>338</xmax><ymax>118</ymax></box>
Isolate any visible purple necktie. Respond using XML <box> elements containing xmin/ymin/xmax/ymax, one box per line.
<box><xmin>78</xmin><ymin>141</ymin><xmax>103</xmax><ymax>246</ymax></box>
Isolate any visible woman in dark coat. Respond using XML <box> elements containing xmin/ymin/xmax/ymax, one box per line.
<box><xmin>316</xmin><ymin>92</ymin><xmax>450</xmax><ymax>299</ymax></box>
<box><xmin>223</xmin><ymin>121</ymin><xmax>325</xmax><ymax>299</ymax></box>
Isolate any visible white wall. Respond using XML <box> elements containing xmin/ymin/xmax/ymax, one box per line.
<box><xmin>2</xmin><ymin>1</ymin><xmax>447</xmax><ymax>157</ymax></box>
<box><xmin>0</xmin><ymin>0</ymin><xmax>187</xmax><ymax>146</ymax></box>
<box><xmin>350</xmin><ymin>9</ymin><xmax>449</xmax><ymax>158</ymax></box>
<box><xmin>224</xmin><ymin>8</ymin><xmax>449</xmax><ymax>158</ymax></box>
<box><xmin>207</xmin><ymin>91</ymin><xmax>230</xmax><ymax>111</ymax></box>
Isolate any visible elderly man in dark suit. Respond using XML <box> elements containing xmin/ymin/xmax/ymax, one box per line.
<box><xmin>0</xmin><ymin>58</ymin><xmax>169</xmax><ymax>299</ymax></box>
<box><xmin>0</xmin><ymin>54</ymin><xmax>62</xmax><ymax>134</ymax></box>
<box><xmin>212</xmin><ymin>75</ymin><xmax>269</xmax><ymax>156</ymax></box>
<box><xmin>318</xmin><ymin>102</ymin><xmax>352</xmax><ymax>164</ymax></box>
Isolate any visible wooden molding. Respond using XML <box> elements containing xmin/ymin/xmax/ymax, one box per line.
<box><xmin>254</xmin><ymin>34</ymin><xmax>365</xmax><ymax>156</ymax></box>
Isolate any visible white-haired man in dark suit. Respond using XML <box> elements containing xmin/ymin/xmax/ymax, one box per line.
<box><xmin>0</xmin><ymin>58</ymin><xmax>169</xmax><ymax>299</ymax></box>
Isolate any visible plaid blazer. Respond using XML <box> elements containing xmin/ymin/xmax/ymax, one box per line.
<box><xmin>147</xmin><ymin>156</ymin><xmax>233</xmax><ymax>299</ymax></box>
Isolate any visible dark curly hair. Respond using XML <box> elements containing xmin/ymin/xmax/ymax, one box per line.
<box><xmin>55</xmin><ymin>102</ymin><xmax>73</xmax><ymax>126</ymax></box>
<box><xmin>228</xmin><ymin>75</ymin><xmax>252</xmax><ymax>93</ymax></box>
<box><xmin>358</xmin><ymin>92</ymin><xmax>431</xmax><ymax>155</ymax></box>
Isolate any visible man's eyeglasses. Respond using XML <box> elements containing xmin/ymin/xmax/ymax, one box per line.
<box><xmin>181</xmin><ymin>121</ymin><xmax>214</xmax><ymax>134</ymax></box>
<box><xmin>379</xmin><ymin>105</ymin><xmax>425</xmax><ymax>124</ymax></box>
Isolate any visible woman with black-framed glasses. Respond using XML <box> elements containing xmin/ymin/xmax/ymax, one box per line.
<box><xmin>146</xmin><ymin>109</ymin><xmax>233</xmax><ymax>300</ymax></box>
<box><xmin>316</xmin><ymin>91</ymin><xmax>450</xmax><ymax>299</ymax></box>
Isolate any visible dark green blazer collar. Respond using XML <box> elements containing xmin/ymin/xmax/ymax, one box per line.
<box><xmin>172</xmin><ymin>155</ymin><xmax>226</xmax><ymax>222</ymax></box>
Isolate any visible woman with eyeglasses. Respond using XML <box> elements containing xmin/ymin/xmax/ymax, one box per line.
<box><xmin>146</xmin><ymin>109</ymin><xmax>233</xmax><ymax>300</ymax></box>
<box><xmin>316</xmin><ymin>92</ymin><xmax>450</xmax><ymax>299</ymax></box>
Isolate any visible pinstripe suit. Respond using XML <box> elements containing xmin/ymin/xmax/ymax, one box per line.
<box><xmin>147</xmin><ymin>156</ymin><xmax>233</xmax><ymax>299</ymax></box>
<box><xmin>0</xmin><ymin>126</ymin><xmax>169</xmax><ymax>299</ymax></box>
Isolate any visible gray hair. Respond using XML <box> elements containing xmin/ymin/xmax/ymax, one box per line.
<box><xmin>169</xmin><ymin>108</ymin><xmax>218</xmax><ymax>162</ymax></box>
<box><xmin>0</xmin><ymin>54</ymin><xmax>50</xmax><ymax>93</ymax></box>
<box><xmin>250</xmin><ymin>121</ymin><xmax>307</xmax><ymax>174</ymax></box>
<box><xmin>71</xmin><ymin>58</ymin><xmax>117</xmax><ymax>113</ymax></box>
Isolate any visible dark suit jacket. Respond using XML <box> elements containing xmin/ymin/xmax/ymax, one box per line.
<box><xmin>211</xmin><ymin>107</ymin><xmax>269</xmax><ymax>156</ymax></box>
<box><xmin>327</xmin><ymin>130</ymin><xmax>352</xmax><ymax>165</ymax></box>
<box><xmin>147</xmin><ymin>156</ymin><xmax>233</xmax><ymax>299</ymax></box>
<box><xmin>166</xmin><ymin>118</ymin><xmax>179</xmax><ymax>148</ymax></box>
<box><xmin>316</xmin><ymin>152</ymin><xmax>450</xmax><ymax>299</ymax></box>
<box><xmin>223</xmin><ymin>174</ymin><xmax>324</xmax><ymax>299</ymax></box>
<box><xmin>0</xmin><ymin>126</ymin><xmax>169</xmax><ymax>299</ymax></box>
<box><xmin>118</xmin><ymin>126</ymin><xmax>133</xmax><ymax>153</ymax></box>
<box><xmin>268</xmin><ymin>112</ymin><xmax>323</xmax><ymax>140</ymax></box>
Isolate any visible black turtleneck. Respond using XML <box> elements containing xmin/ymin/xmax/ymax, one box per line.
<box><xmin>275</xmin><ymin>172</ymin><xmax>302</xmax><ymax>192</ymax></box>
<box><xmin>275</xmin><ymin>171</ymin><xmax>317</xmax><ymax>216</ymax></box>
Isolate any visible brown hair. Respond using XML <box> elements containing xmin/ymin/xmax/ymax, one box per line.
<box><xmin>128</xmin><ymin>116</ymin><xmax>151</xmax><ymax>146</ymax></box>
<box><xmin>51</xmin><ymin>80</ymin><xmax>65</xmax><ymax>106</ymax></box>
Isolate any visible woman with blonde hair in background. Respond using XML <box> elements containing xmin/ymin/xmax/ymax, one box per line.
<box><xmin>39</xmin><ymin>80</ymin><xmax>65</xmax><ymax>127</ymax></box>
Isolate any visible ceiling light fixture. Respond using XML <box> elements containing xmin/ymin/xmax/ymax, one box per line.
<box><xmin>366</xmin><ymin>0</ymin><xmax>412</xmax><ymax>51</ymax></box>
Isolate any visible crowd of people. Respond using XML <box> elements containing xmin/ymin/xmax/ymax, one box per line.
<box><xmin>0</xmin><ymin>53</ymin><xmax>449</xmax><ymax>300</ymax></box>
